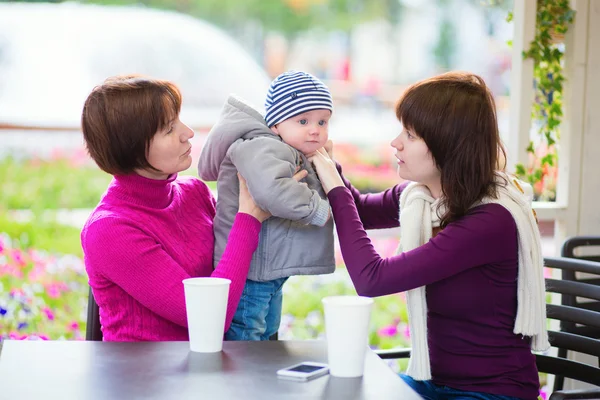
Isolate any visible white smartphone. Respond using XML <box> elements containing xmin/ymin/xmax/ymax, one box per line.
<box><xmin>276</xmin><ymin>361</ymin><xmax>329</xmax><ymax>381</ymax></box>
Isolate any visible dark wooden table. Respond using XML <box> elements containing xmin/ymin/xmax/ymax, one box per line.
<box><xmin>0</xmin><ymin>340</ymin><xmax>418</xmax><ymax>399</ymax></box>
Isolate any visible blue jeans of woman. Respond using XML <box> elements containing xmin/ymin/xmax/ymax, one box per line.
<box><xmin>400</xmin><ymin>374</ymin><xmax>522</xmax><ymax>400</ymax></box>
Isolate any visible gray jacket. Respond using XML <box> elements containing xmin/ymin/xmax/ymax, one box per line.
<box><xmin>197</xmin><ymin>95</ymin><xmax>335</xmax><ymax>282</ymax></box>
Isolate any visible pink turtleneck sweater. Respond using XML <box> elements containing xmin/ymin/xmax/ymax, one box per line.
<box><xmin>81</xmin><ymin>173</ymin><xmax>260</xmax><ymax>341</ymax></box>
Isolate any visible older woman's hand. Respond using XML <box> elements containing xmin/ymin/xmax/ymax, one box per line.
<box><xmin>238</xmin><ymin>174</ymin><xmax>270</xmax><ymax>222</ymax></box>
<box><xmin>237</xmin><ymin>168</ymin><xmax>309</xmax><ymax>222</ymax></box>
<box><xmin>308</xmin><ymin>147</ymin><xmax>344</xmax><ymax>194</ymax></box>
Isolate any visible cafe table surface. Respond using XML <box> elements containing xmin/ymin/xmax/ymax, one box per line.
<box><xmin>0</xmin><ymin>339</ymin><xmax>419</xmax><ymax>400</ymax></box>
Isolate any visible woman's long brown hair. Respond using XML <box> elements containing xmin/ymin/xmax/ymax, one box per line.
<box><xmin>395</xmin><ymin>72</ymin><xmax>506</xmax><ymax>227</ymax></box>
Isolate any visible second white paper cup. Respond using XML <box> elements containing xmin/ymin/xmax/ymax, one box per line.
<box><xmin>322</xmin><ymin>295</ymin><xmax>374</xmax><ymax>377</ymax></box>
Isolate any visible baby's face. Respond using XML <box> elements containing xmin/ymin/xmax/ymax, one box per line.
<box><xmin>270</xmin><ymin>109</ymin><xmax>331</xmax><ymax>155</ymax></box>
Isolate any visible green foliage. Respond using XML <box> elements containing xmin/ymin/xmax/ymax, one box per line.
<box><xmin>0</xmin><ymin>155</ymin><xmax>216</xmax><ymax>211</ymax></box>
<box><xmin>0</xmin><ymin>156</ymin><xmax>112</xmax><ymax>211</ymax></box>
<box><xmin>513</xmin><ymin>0</ymin><xmax>575</xmax><ymax>193</ymax></box>
<box><xmin>0</xmin><ymin>213</ymin><xmax>83</xmax><ymax>257</ymax></box>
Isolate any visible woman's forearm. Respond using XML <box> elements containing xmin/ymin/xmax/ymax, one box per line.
<box><xmin>336</xmin><ymin>162</ymin><xmax>403</xmax><ymax>229</ymax></box>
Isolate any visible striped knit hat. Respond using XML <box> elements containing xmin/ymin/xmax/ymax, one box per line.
<box><xmin>264</xmin><ymin>71</ymin><xmax>333</xmax><ymax>127</ymax></box>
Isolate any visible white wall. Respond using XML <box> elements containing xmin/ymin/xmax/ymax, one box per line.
<box><xmin>557</xmin><ymin>0</ymin><xmax>600</xmax><ymax>390</ymax></box>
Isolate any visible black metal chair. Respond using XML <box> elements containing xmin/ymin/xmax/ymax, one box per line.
<box><xmin>555</xmin><ymin>238</ymin><xmax>600</xmax><ymax>391</ymax></box>
<box><xmin>374</xmin><ymin>256</ymin><xmax>600</xmax><ymax>400</ymax></box>
<box><xmin>85</xmin><ymin>286</ymin><xmax>103</xmax><ymax>341</ymax></box>
<box><xmin>562</xmin><ymin>236</ymin><xmax>600</xmax><ymax>263</ymax></box>
<box><xmin>537</xmin><ymin>257</ymin><xmax>600</xmax><ymax>398</ymax></box>
<box><xmin>560</xmin><ymin>236</ymin><xmax>600</xmax><ymax>335</ymax></box>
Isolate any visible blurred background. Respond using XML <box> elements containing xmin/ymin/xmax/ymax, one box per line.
<box><xmin>0</xmin><ymin>0</ymin><xmax>519</xmax><ymax>372</ymax></box>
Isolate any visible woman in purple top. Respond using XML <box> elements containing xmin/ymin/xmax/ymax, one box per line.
<box><xmin>310</xmin><ymin>72</ymin><xmax>547</xmax><ymax>400</ymax></box>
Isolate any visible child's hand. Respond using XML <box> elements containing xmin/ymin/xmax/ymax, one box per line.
<box><xmin>293</xmin><ymin>165</ymin><xmax>308</xmax><ymax>181</ymax></box>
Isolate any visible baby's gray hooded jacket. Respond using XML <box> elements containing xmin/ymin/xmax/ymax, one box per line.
<box><xmin>197</xmin><ymin>95</ymin><xmax>335</xmax><ymax>282</ymax></box>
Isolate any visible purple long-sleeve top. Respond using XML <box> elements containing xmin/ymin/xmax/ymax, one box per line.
<box><xmin>327</xmin><ymin>176</ymin><xmax>539</xmax><ymax>399</ymax></box>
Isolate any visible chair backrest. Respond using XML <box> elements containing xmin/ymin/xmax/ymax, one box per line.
<box><xmin>540</xmin><ymin>256</ymin><xmax>600</xmax><ymax>389</ymax></box>
<box><xmin>560</xmin><ymin>236</ymin><xmax>600</xmax><ymax>332</ymax></box>
<box><xmin>85</xmin><ymin>286</ymin><xmax>103</xmax><ymax>341</ymax></box>
<box><xmin>562</xmin><ymin>236</ymin><xmax>600</xmax><ymax>263</ymax></box>
<box><xmin>556</xmin><ymin>238</ymin><xmax>600</xmax><ymax>391</ymax></box>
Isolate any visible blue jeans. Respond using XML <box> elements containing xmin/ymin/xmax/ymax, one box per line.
<box><xmin>400</xmin><ymin>375</ymin><xmax>522</xmax><ymax>400</ymax></box>
<box><xmin>225</xmin><ymin>278</ymin><xmax>287</xmax><ymax>341</ymax></box>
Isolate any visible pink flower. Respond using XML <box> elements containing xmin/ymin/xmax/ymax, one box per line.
<box><xmin>539</xmin><ymin>386</ymin><xmax>549</xmax><ymax>400</ymax></box>
<box><xmin>46</xmin><ymin>284</ymin><xmax>61</xmax><ymax>299</ymax></box>
<box><xmin>42</xmin><ymin>307</ymin><xmax>55</xmax><ymax>321</ymax></box>
<box><xmin>68</xmin><ymin>321</ymin><xmax>79</xmax><ymax>331</ymax></box>
<box><xmin>9</xmin><ymin>332</ymin><xmax>28</xmax><ymax>340</ymax></box>
<box><xmin>378</xmin><ymin>324</ymin><xmax>398</xmax><ymax>338</ymax></box>
<box><xmin>9</xmin><ymin>288</ymin><xmax>24</xmax><ymax>298</ymax></box>
<box><xmin>26</xmin><ymin>334</ymin><xmax>50</xmax><ymax>341</ymax></box>
<box><xmin>11</xmin><ymin>249</ymin><xmax>27</xmax><ymax>268</ymax></box>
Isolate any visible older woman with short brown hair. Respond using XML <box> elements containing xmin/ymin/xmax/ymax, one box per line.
<box><xmin>80</xmin><ymin>75</ymin><xmax>305</xmax><ymax>341</ymax></box>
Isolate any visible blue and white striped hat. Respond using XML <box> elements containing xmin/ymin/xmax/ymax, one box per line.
<box><xmin>264</xmin><ymin>71</ymin><xmax>333</xmax><ymax>128</ymax></box>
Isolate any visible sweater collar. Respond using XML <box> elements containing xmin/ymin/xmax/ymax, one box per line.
<box><xmin>111</xmin><ymin>173</ymin><xmax>177</xmax><ymax>209</ymax></box>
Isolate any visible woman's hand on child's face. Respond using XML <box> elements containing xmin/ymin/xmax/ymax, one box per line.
<box><xmin>306</xmin><ymin>140</ymin><xmax>334</xmax><ymax>160</ymax></box>
<box><xmin>323</xmin><ymin>140</ymin><xmax>334</xmax><ymax>159</ymax></box>
<box><xmin>308</xmin><ymin>148</ymin><xmax>344</xmax><ymax>194</ymax></box>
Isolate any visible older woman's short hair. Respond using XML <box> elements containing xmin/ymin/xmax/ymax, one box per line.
<box><xmin>81</xmin><ymin>75</ymin><xmax>182</xmax><ymax>175</ymax></box>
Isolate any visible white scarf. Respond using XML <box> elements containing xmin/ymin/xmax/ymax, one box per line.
<box><xmin>398</xmin><ymin>172</ymin><xmax>550</xmax><ymax>380</ymax></box>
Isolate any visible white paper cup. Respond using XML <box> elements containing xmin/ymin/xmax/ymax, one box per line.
<box><xmin>322</xmin><ymin>295</ymin><xmax>374</xmax><ymax>377</ymax></box>
<box><xmin>182</xmin><ymin>277</ymin><xmax>230</xmax><ymax>353</ymax></box>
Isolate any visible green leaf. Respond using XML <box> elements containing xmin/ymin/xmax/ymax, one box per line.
<box><xmin>541</xmin><ymin>153</ymin><xmax>556</xmax><ymax>167</ymax></box>
<box><xmin>518</xmin><ymin>0</ymin><xmax>574</xmax><ymax>191</ymax></box>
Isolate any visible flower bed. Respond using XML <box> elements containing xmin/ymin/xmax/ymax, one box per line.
<box><xmin>0</xmin><ymin>219</ymin><xmax>410</xmax><ymax>367</ymax></box>
<box><xmin>0</xmin><ymin>232</ymin><xmax>88</xmax><ymax>341</ymax></box>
